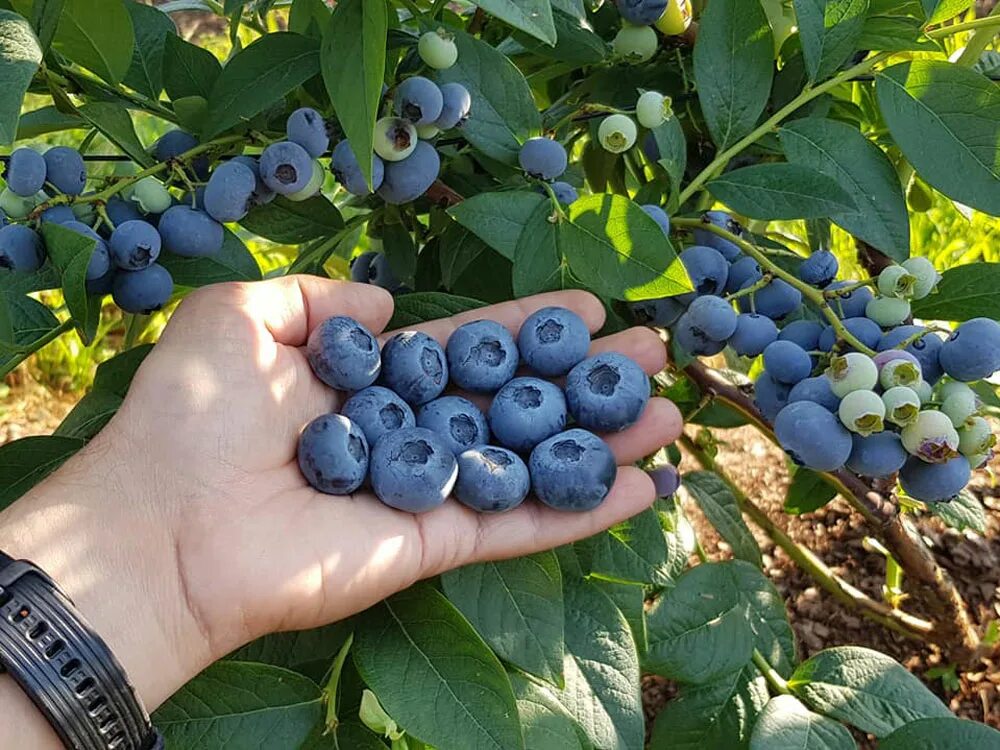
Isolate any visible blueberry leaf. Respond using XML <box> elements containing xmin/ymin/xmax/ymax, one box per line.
<box><xmin>388</xmin><ymin>292</ymin><xmax>486</xmax><ymax>329</ymax></box>
<box><xmin>123</xmin><ymin>1</ymin><xmax>175</xmax><ymax>100</ymax></box>
<box><xmin>928</xmin><ymin>490</ymin><xmax>986</xmax><ymax>534</ymax></box>
<box><xmin>52</xmin><ymin>0</ymin><xmax>134</xmax><ymax>84</ymax></box>
<box><xmin>471</xmin><ymin>0</ymin><xmax>556</xmax><ymax>45</ymax></box>
<box><xmin>162</xmin><ymin>33</ymin><xmax>222</xmax><ymax>100</ymax></box>
<box><xmin>749</xmin><ymin>694</ymin><xmax>857</xmax><ymax>750</ymax></box>
<box><xmin>784</xmin><ymin>466</ymin><xmax>839</xmax><ymax>515</ymax></box>
<box><xmin>158</xmin><ymin>228</ymin><xmax>261</xmax><ymax>287</ymax></box>
<box><xmin>794</xmin><ymin>0</ymin><xmax>869</xmax><ymax>83</ymax></box>
<box><xmin>241</xmin><ymin>195</ymin><xmax>344</xmax><ymax>244</ymax></box>
<box><xmin>881</xmin><ymin>717</ymin><xmax>1000</xmax><ymax>749</ymax></box>
<box><xmin>509</xmin><ymin>674</ymin><xmax>586</xmax><ymax>750</ymax></box>
<box><xmin>707</xmin><ymin>163</ymin><xmax>857</xmax><ymax>220</ymax></box>
<box><xmin>0</xmin><ymin>293</ymin><xmax>59</xmax><ymax>374</ymax></box>
<box><xmin>575</xmin><ymin>508</ymin><xmax>683</xmax><ymax>587</ymax></box>
<box><xmin>449</xmin><ymin>190</ymin><xmax>548</xmax><ymax>261</ymax></box>
<box><xmin>910</xmin><ymin>262</ymin><xmax>1000</xmax><ymax>322</ymax></box>
<box><xmin>682</xmin><ymin>471</ymin><xmax>763</xmax><ymax>566</ymax></box>
<box><xmin>0</xmin><ymin>10</ymin><xmax>43</xmax><ymax>145</ymax></box>
<box><xmin>0</xmin><ymin>435</ymin><xmax>85</xmax><ymax>511</ymax></box>
<box><xmin>40</xmin><ymin>222</ymin><xmax>102</xmax><ymax>343</ymax></box>
<box><xmin>28</xmin><ymin>0</ymin><xmax>62</xmax><ymax>52</ymax></box>
<box><xmin>78</xmin><ymin>101</ymin><xmax>154</xmax><ymax>167</ymax></box>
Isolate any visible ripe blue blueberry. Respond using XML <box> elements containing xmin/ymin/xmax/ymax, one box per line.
<box><xmin>230</xmin><ymin>155</ymin><xmax>276</xmax><ymax>205</ymax></box>
<box><xmin>674</xmin><ymin>314</ymin><xmax>727</xmax><ymax>356</ymax></box>
<box><xmin>152</xmin><ymin>130</ymin><xmax>208</xmax><ymax>178</ymax></box>
<box><xmin>377</xmin><ymin>141</ymin><xmax>441</xmax><ymax>205</ymax></box>
<box><xmin>39</xmin><ymin>205</ymin><xmax>75</xmax><ymax>225</ymax></box>
<box><xmin>725</xmin><ymin>256</ymin><xmax>762</xmax><ymax>295</ymax></box>
<box><xmin>824</xmin><ymin>281</ymin><xmax>874</xmax><ymax>319</ymax></box>
<box><xmin>641</xmin><ymin>131</ymin><xmax>660</xmax><ymax>161</ymax></box>
<box><xmin>614</xmin><ymin>0</ymin><xmax>667</xmax><ymax>24</ymax></box>
<box><xmin>779</xmin><ymin>320</ymin><xmax>825</xmax><ymax>351</ymax></box>
<box><xmin>630</xmin><ymin>297</ymin><xmax>685</xmax><ymax>328</ymax></box>
<box><xmin>297</xmin><ymin>414</ymin><xmax>369</xmax><ymax>495</ymax></box>
<box><xmin>738</xmin><ymin>278</ymin><xmax>802</xmax><ymax>320</ymax></box>
<box><xmin>684</xmin><ymin>295</ymin><xmax>737</xmax><ymax>341</ymax></box>
<box><xmin>105</xmin><ymin>197</ymin><xmax>144</xmax><ymax>226</ymax></box>
<box><xmin>518</xmin><ymin>138</ymin><xmax>568</xmax><ymax>180</ymax></box>
<box><xmin>259</xmin><ymin>141</ymin><xmax>314</xmax><ymax>195</ymax></box>
<box><xmin>380</xmin><ymin>331</ymin><xmax>448</xmax><ymax>405</ymax></box>
<box><xmin>544</xmin><ymin>181</ymin><xmax>578</xmax><ymax>206</ymax></box>
<box><xmin>680</xmin><ymin>245</ymin><xmax>729</xmax><ymax>298</ymax></box>
<box><xmin>529</xmin><ymin>428</ymin><xmax>617</xmax><ymax>512</ymax></box>
<box><xmin>846</xmin><ymin>432</ymin><xmax>907</xmax><ymax>478</ymax></box>
<box><xmin>157</xmin><ymin>205</ymin><xmax>224</xmax><ymax>257</ymax></box>
<box><xmin>763</xmin><ymin>340</ymin><xmax>812</xmax><ymax>385</ymax></box>
<box><xmin>306</xmin><ymin>316</ymin><xmax>381</xmax><ymax>391</ymax></box>
<box><xmin>368</xmin><ymin>253</ymin><xmax>401</xmax><ymax>291</ymax></box>
<box><xmin>798</xmin><ymin>250</ymin><xmax>838</xmax><ymax>287</ymax></box>
<box><xmin>788</xmin><ymin>376</ymin><xmax>841</xmax><ymax>413</ymax></box>
<box><xmin>640</xmin><ymin>204</ymin><xmax>670</xmax><ymax>235</ymax></box>
<box><xmin>286</xmin><ymin>107</ymin><xmax>329</xmax><ymax>158</ymax></box>
<box><xmin>350</xmin><ymin>251</ymin><xmax>377</xmax><ymax>283</ymax></box>
<box><xmin>755</xmin><ymin>372</ymin><xmax>791</xmax><ymax>422</ymax></box>
<box><xmin>204</xmin><ymin>160</ymin><xmax>257</xmax><ymax>223</ymax></box>
<box><xmin>446</xmin><ymin>319</ymin><xmax>518</xmax><ymax>393</ymax></box>
<box><xmin>517</xmin><ymin>306</ymin><xmax>590</xmax><ymax>377</ymax></box>
<box><xmin>899</xmin><ymin>455</ymin><xmax>970</xmax><ymax>502</ymax></box>
<box><xmin>332</xmin><ymin>140</ymin><xmax>385</xmax><ymax>196</ymax></box>
<box><xmin>394</xmin><ymin>77</ymin><xmax>444</xmax><ymax>126</ymax></box>
<box><xmin>62</xmin><ymin>221</ymin><xmax>111</xmax><ymax>281</ymax></box>
<box><xmin>454</xmin><ymin>446</ymin><xmax>530</xmax><ymax>513</ymax></box>
<box><xmin>5</xmin><ymin>148</ymin><xmax>46</xmax><ymax>197</ymax></box>
<box><xmin>489</xmin><ymin>377</ymin><xmax>567</xmax><ymax>452</ymax></box>
<box><xmin>0</xmin><ymin>224</ymin><xmax>44</xmax><ymax>272</ymax></box>
<box><xmin>417</xmin><ymin>396</ymin><xmax>490</xmax><ymax>455</ymax></box>
<box><xmin>774</xmin><ymin>401</ymin><xmax>852</xmax><ymax>471</ymax></box>
<box><xmin>648</xmin><ymin>464</ymin><xmax>681</xmax><ymax>497</ymax></box>
<box><xmin>817</xmin><ymin>317</ymin><xmax>882</xmax><ymax>353</ymax></box>
<box><xmin>938</xmin><ymin>318</ymin><xmax>1000</xmax><ymax>382</ymax></box>
<box><xmin>730</xmin><ymin>313</ymin><xmax>778</xmax><ymax>357</ymax></box>
<box><xmin>565</xmin><ymin>352</ymin><xmax>649</xmax><ymax>433</ymax></box>
<box><xmin>86</xmin><ymin>266</ymin><xmax>116</xmax><ymax>297</ymax></box>
<box><xmin>111</xmin><ymin>263</ymin><xmax>173</xmax><ymax>314</ymax></box>
<box><xmin>341</xmin><ymin>386</ymin><xmax>416</xmax><ymax>446</ymax></box>
<box><xmin>110</xmin><ymin>220</ymin><xmax>161</xmax><ymax>270</ymax></box>
<box><xmin>43</xmin><ymin>146</ymin><xmax>86</xmax><ymax>195</ymax></box>
<box><xmin>877</xmin><ymin>325</ymin><xmax>944</xmax><ymax>385</ymax></box>
<box><xmin>693</xmin><ymin>210</ymin><xmax>743</xmax><ymax>261</ymax></box>
<box><xmin>435</xmin><ymin>83</ymin><xmax>472</xmax><ymax>130</ymax></box>
<box><xmin>370</xmin><ymin>427</ymin><xmax>458</xmax><ymax>512</ymax></box>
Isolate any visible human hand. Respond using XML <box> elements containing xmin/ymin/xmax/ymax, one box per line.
<box><xmin>0</xmin><ymin>277</ymin><xmax>682</xmax><ymax>717</ymax></box>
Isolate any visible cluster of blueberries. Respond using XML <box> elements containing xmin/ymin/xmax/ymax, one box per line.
<box><xmin>296</xmin><ymin>307</ymin><xmax>652</xmax><ymax>514</ymax></box>
<box><xmin>632</xmin><ymin>210</ymin><xmax>1000</xmax><ymax>504</ymax></box>
<box><xmin>611</xmin><ymin>0</ymin><xmax>692</xmax><ymax>63</ymax></box>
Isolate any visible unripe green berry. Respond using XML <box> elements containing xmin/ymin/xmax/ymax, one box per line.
<box><xmin>877</xmin><ymin>265</ymin><xmax>917</xmax><ymax>299</ymax></box>
<box><xmin>839</xmin><ymin>389</ymin><xmax>885</xmax><ymax>436</ymax></box>
<box><xmin>418</xmin><ymin>29</ymin><xmax>458</xmax><ymax>70</ymax></box>
<box><xmin>958</xmin><ymin>416</ymin><xmax>995</xmax><ymax>457</ymax></box>
<box><xmin>374</xmin><ymin>117</ymin><xmax>418</xmax><ymax>162</ymax></box>
<box><xmin>598</xmin><ymin>114</ymin><xmax>638</xmax><ymax>154</ymax></box>
<box><xmin>636</xmin><ymin>90</ymin><xmax>670</xmax><ymax>129</ymax></box>
<box><xmin>417</xmin><ymin>124</ymin><xmax>440</xmax><ymax>140</ymax></box>
<box><xmin>901</xmin><ymin>410</ymin><xmax>960</xmax><ymax>463</ymax></box>
<box><xmin>882</xmin><ymin>386</ymin><xmax>921</xmax><ymax>427</ymax></box>
<box><xmin>936</xmin><ymin>380</ymin><xmax>975</xmax><ymax>403</ymax></box>
<box><xmin>826</xmin><ymin>352</ymin><xmax>878</xmax><ymax>398</ymax></box>
<box><xmin>0</xmin><ymin>188</ymin><xmax>39</xmax><ymax>219</ymax></box>
<box><xmin>129</xmin><ymin>177</ymin><xmax>172</xmax><ymax>214</ymax></box>
<box><xmin>914</xmin><ymin>380</ymin><xmax>933</xmax><ymax>404</ymax></box>
<box><xmin>940</xmin><ymin>388</ymin><xmax>979</xmax><ymax>428</ymax></box>
<box><xmin>866</xmin><ymin>296</ymin><xmax>910</xmax><ymax>327</ymax></box>
<box><xmin>285</xmin><ymin>159</ymin><xmax>325</xmax><ymax>202</ymax></box>
<box><xmin>612</xmin><ymin>24</ymin><xmax>658</xmax><ymax>63</ymax></box>
<box><xmin>879</xmin><ymin>358</ymin><xmax>921</xmax><ymax>389</ymax></box>
<box><xmin>901</xmin><ymin>257</ymin><xmax>940</xmax><ymax>299</ymax></box>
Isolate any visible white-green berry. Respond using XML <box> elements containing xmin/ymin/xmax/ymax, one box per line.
<box><xmin>598</xmin><ymin>114</ymin><xmax>638</xmax><ymax>154</ymax></box>
<box><xmin>285</xmin><ymin>159</ymin><xmax>325</xmax><ymax>202</ymax></box>
<box><xmin>879</xmin><ymin>358</ymin><xmax>922</xmax><ymax>389</ymax></box>
<box><xmin>914</xmin><ymin>380</ymin><xmax>933</xmax><ymax>404</ymax></box>
<box><xmin>877</xmin><ymin>265</ymin><xmax>917</xmax><ymax>299</ymax></box>
<box><xmin>882</xmin><ymin>386</ymin><xmax>921</xmax><ymax>427</ymax></box>
<box><xmin>128</xmin><ymin>177</ymin><xmax>172</xmax><ymax>214</ymax></box>
<box><xmin>0</xmin><ymin>188</ymin><xmax>39</xmax><ymax>219</ymax></box>
<box><xmin>416</xmin><ymin>123</ymin><xmax>440</xmax><ymax>140</ymax></box>
<box><xmin>374</xmin><ymin>117</ymin><xmax>418</xmax><ymax>162</ymax></box>
<box><xmin>901</xmin><ymin>256</ymin><xmax>940</xmax><ymax>299</ymax></box>
<box><xmin>839</xmin><ymin>389</ymin><xmax>885</xmax><ymax>436</ymax></box>
<box><xmin>957</xmin><ymin>416</ymin><xmax>995</xmax><ymax>457</ymax></box>
<box><xmin>901</xmin><ymin>410</ymin><xmax>960</xmax><ymax>463</ymax></box>
<box><xmin>940</xmin><ymin>388</ymin><xmax>979</xmax><ymax>428</ymax></box>
<box><xmin>866</xmin><ymin>296</ymin><xmax>910</xmax><ymax>327</ymax></box>
<box><xmin>636</xmin><ymin>90</ymin><xmax>670</xmax><ymax>129</ymax></box>
<box><xmin>936</xmin><ymin>380</ymin><xmax>975</xmax><ymax>403</ymax></box>
<box><xmin>612</xmin><ymin>24</ymin><xmax>658</xmax><ymax>63</ymax></box>
<box><xmin>826</xmin><ymin>352</ymin><xmax>878</xmax><ymax>398</ymax></box>
<box><xmin>418</xmin><ymin>29</ymin><xmax>458</xmax><ymax>70</ymax></box>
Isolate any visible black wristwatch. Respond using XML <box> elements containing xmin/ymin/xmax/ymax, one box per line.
<box><xmin>0</xmin><ymin>550</ymin><xmax>163</xmax><ymax>749</ymax></box>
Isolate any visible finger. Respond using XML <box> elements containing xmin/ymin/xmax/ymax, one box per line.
<box><xmin>588</xmin><ymin>326</ymin><xmax>667</xmax><ymax>376</ymax></box>
<box><xmin>601</xmin><ymin>397</ymin><xmax>683</xmax><ymax>463</ymax></box>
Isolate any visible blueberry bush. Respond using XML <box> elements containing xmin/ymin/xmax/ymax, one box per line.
<box><xmin>2</xmin><ymin>0</ymin><xmax>1000</xmax><ymax>747</ymax></box>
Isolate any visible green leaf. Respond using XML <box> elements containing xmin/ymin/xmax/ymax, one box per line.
<box><xmin>512</xmin><ymin>8</ymin><xmax>605</xmax><ymax>66</ymax></box>
<box><xmin>203</xmin><ymin>32</ymin><xmax>320</xmax><ymax>138</ymax></box>
<box><xmin>781</xmin><ymin>118</ymin><xmax>909</xmax><ymax>261</ymax></box>
<box><xmin>382</xmin><ymin>219</ymin><xmax>416</xmax><ymax>288</ymax></box>
<box><xmin>857</xmin><ymin>15</ymin><xmax>938</xmax><ymax>51</ymax></box>
<box><xmin>241</xmin><ymin>195</ymin><xmax>343</xmax><ymax>244</ymax></box>
<box><xmin>592</xmin><ymin>580</ymin><xmax>647</xmax><ymax>655</ymax></box>
<box><xmin>0</xmin><ymin>435</ymin><xmax>85</xmax><ymax>511</ymax></box>
<box><xmin>928</xmin><ymin>489</ymin><xmax>986</xmax><ymax>534</ymax></box>
<box><xmin>911</xmin><ymin>262</ymin><xmax>1000</xmax><ymax>322</ymax></box>
<box><xmin>123</xmin><ymin>1</ymin><xmax>175</xmax><ymax>99</ymax></box>
<box><xmin>449</xmin><ymin>191</ymin><xmax>548</xmax><ymax>261</ymax></box>
<box><xmin>40</xmin><ymin>222</ymin><xmax>101</xmax><ymax>342</ymax></box>
<box><xmin>16</xmin><ymin>105</ymin><xmax>84</xmax><ymax>140</ymax></box>
<box><xmin>0</xmin><ymin>292</ymin><xmax>58</xmax><ymax>368</ymax></box>
<box><xmin>564</xmin><ymin>194</ymin><xmax>691</xmax><ymax>301</ymax></box>
<box><xmin>515</xmin><ymin>200</ymin><xmax>575</xmax><ymax>297</ymax></box>
<box><xmin>576</xmin><ymin>507</ymin><xmax>681</xmax><ymax>586</ymax></box>
<box><xmin>510</xmin><ymin>674</ymin><xmax>584</xmax><ymax>750</ymax></box>
<box><xmin>28</xmin><ymin>0</ymin><xmax>62</xmax><ymax>51</ymax></box>
<box><xmin>925</xmin><ymin>0</ymin><xmax>974</xmax><ymax>23</ymax></box>
<box><xmin>750</xmin><ymin>694</ymin><xmax>857</xmax><ymax>750</ymax></box>
<box><xmin>794</xmin><ymin>0</ymin><xmax>869</xmax><ymax>82</ymax></box>
<box><xmin>645</xmin><ymin>561</ymin><xmax>755</xmax><ymax>684</ymax></box>
<box><xmin>551</xmin><ymin>0</ymin><xmax>585</xmax><ymax>18</ymax></box>
<box><xmin>153</xmin><ymin>661</ymin><xmax>323</xmax><ymax>748</ymax></box>
<box><xmin>557</xmin><ymin>578</ymin><xmax>643</xmax><ymax>750</ymax></box>
<box><xmin>789</xmin><ymin>646</ymin><xmax>951</xmax><ymax>737</ymax></box>
<box><xmin>78</xmin><ymin>101</ymin><xmax>154</xmax><ymax>167</ymax></box>
<box><xmin>289</xmin><ymin>0</ymin><xmax>330</xmax><ymax>36</ymax></box>
<box><xmin>652</xmin><ymin>117</ymin><xmax>686</xmax><ymax>204</ymax></box>
<box><xmin>472</xmin><ymin>0</ymin><xmax>556</xmax><ymax>44</ymax></box>
<box><xmin>694</xmin><ymin>0</ymin><xmax>774</xmax><ymax>150</ymax></box>
<box><xmin>354</xmin><ymin>583</ymin><xmax>524</xmax><ymax>750</ymax></box>
<box><xmin>784</xmin><ymin>467</ymin><xmax>838</xmax><ymax>514</ymax></box>
<box><xmin>158</xmin><ymin>228</ymin><xmax>261</xmax><ymax>287</ymax></box>
<box><xmin>708</xmin><ymin>163</ymin><xmax>857</xmax><ymax>220</ymax></box>
<box><xmin>881</xmin><ymin>717</ymin><xmax>1000</xmax><ymax>750</ymax></box>
<box><xmin>162</xmin><ymin>32</ymin><xmax>222</xmax><ymax>100</ymax></box>
<box><xmin>442</xmin><ymin>553</ymin><xmax>564</xmax><ymax>686</ymax></box>
<box><xmin>0</xmin><ymin>10</ymin><xmax>42</xmax><ymax>145</ymax></box>
<box><xmin>388</xmin><ymin>292</ymin><xmax>486</xmax><ymax>329</ymax></box>
<box><xmin>92</xmin><ymin>343</ymin><xmax>153</xmax><ymax>395</ymax></box>
<box><xmin>682</xmin><ymin>472</ymin><xmax>762</xmax><ymax>566</ymax></box>
<box><xmin>321</xmin><ymin>0</ymin><xmax>386</xmax><ymax>191</ymax></box>
<box><xmin>227</xmin><ymin>623</ymin><xmax>351</xmax><ymax>683</ymax></box>
<box><xmin>648</xmin><ymin>664</ymin><xmax>769</xmax><ymax>750</ymax></box>
<box><xmin>53</xmin><ymin>0</ymin><xmax>134</xmax><ymax>84</ymax></box>
<box><xmin>731</xmin><ymin>561</ymin><xmax>798</xmax><ymax>679</ymax></box>
<box><xmin>436</xmin><ymin>30</ymin><xmax>541</xmax><ymax>164</ymax></box>
<box><xmin>876</xmin><ymin>61</ymin><xmax>1000</xmax><ymax>216</ymax></box>
<box><xmin>439</xmin><ymin>225</ymin><xmax>495</xmax><ymax>288</ymax></box>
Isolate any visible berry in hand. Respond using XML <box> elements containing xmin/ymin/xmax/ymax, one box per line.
<box><xmin>454</xmin><ymin>446</ymin><xmax>530</xmax><ymax>513</ymax></box>
<box><xmin>938</xmin><ymin>318</ymin><xmax>1000</xmax><ymax>382</ymax></box>
<box><xmin>529</xmin><ymin>428</ymin><xmax>617</xmax><ymax>511</ymax></box>
<box><xmin>380</xmin><ymin>330</ymin><xmax>448</xmax><ymax>405</ymax></box>
<box><xmin>110</xmin><ymin>220</ymin><xmax>161</xmax><ymax>270</ymax></box>
<box><xmin>370</xmin><ymin>427</ymin><xmax>458</xmax><ymax>512</ymax></box>
<box><xmin>518</xmin><ymin>138</ymin><xmax>568</xmax><ymax>180</ymax></box>
<box><xmin>416</xmin><ymin>396</ymin><xmax>489</xmax><ymax>456</ymax></box>
<box><xmin>418</xmin><ymin>29</ymin><xmax>459</xmax><ymax>70</ymax></box>
<box><xmin>286</xmin><ymin>107</ymin><xmax>329</xmax><ymax>158</ymax></box>
<box><xmin>43</xmin><ymin>146</ymin><xmax>87</xmax><ymax>195</ymax></box>
<box><xmin>565</xmin><ymin>352</ymin><xmax>649</xmax><ymax>433</ymax></box>
<box><xmin>489</xmin><ymin>377</ymin><xmax>567</xmax><ymax>452</ymax></box>
<box><xmin>341</xmin><ymin>386</ymin><xmax>416</xmax><ymax>447</ymax></box>
<box><xmin>518</xmin><ymin>306</ymin><xmax>591</xmax><ymax>377</ymax></box>
<box><xmin>838</xmin><ymin>389</ymin><xmax>885</xmax><ymax>436</ymax></box>
<box><xmin>446</xmin><ymin>319</ymin><xmax>519</xmax><ymax>393</ymax></box>
<box><xmin>774</xmin><ymin>400</ymin><xmax>852</xmax><ymax>471</ymax></box>
<box><xmin>306</xmin><ymin>316</ymin><xmax>381</xmax><ymax>391</ymax></box>
<box><xmin>297</xmin><ymin>414</ymin><xmax>369</xmax><ymax>495</ymax></box>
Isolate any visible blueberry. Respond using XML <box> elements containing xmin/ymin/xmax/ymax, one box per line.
<box><xmin>287</xmin><ymin>107</ymin><xmax>329</xmax><ymax>158</ymax></box>
<box><xmin>754</xmin><ymin>372</ymin><xmax>791</xmax><ymax>422</ymax></box>
<box><xmin>866</xmin><ymin>296</ymin><xmax>910</xmax><ymax>328</ymax></box>
<box><xmin>418</xmin><ymin>29</ymin><xmax>459</xmax><ymax>70</ymax></box>
<box><xmin>725</xmin><ymin>256</ymin><xmax>762</xmax><ymax>294</ymax></box>
<box><xmin>111</xmin><ymin>263</ymin><xmax>173</xmax><ymax>313</ymax></box>
<box><xmin>518</xmin><ymin>138</ymin><xmax>568</xmax><ymax>180</ymax></box>
<box><xmin>899</xmin><ymin>455</ymin><xmax>970</xmax><ymax>502</ymax></box>
<box><xmin>297</xmin><ymin>413</ymin><xmax>369</xmax><ymax>495</ymax></box>
<box><xmin>680</xmin><ymin>245</ymin><xmax>729</xmax><ymax>299</ymax></box>
<box><xmin>648</xmin><ymin>464</ymin><xmax>681</xmax><ymax>497</ymax></box>
<box><xmin>368</xmin><ymin>253</ymin><xmax>401</xmax><ymax>291</ymax></box>
<box><xmin>306</xmin><ymin>316</ymin><xmax>381</xmax><ymax>391</ymax></box>
<box><xmin>0</xmin><ymin>224</ymin><xmax>44</xmax><ymax>272</ymax></box>
<box><xmin>597</xmin><ymin>114</ymin><xmax>638</xmax><ymax>153</ymax></box>
<box><xmin>763</xmin><ymin>340</ymin><xmax>812</xmax><ymax>385</ymax></box>
<box><xmin>62</xmin><ymin>221</ymin><xmax>110</xmax><ymax>280</ymax></box>
<box><xmin>259</xmin><ymin>141</ymin><xmax>314</xmax><ymax>195</ymax></box>
<box><xmin>489</xmin><ymin>377</ymin><xmax>567</xmax><ymax>452</ymax></box>
<box><xmin>683</xmin><ymin>295</ymin><xmax>737</xmax><ymax>341</ymax></box>
<box><xmin>152</xmin><ymin>130</ymin><xmax>208</xmax><ymax>178</ymax></box>
<box><xmin>738</xmin><ymin>278</ymin><xmax>801</xmax><ymax>320</ymax></box>
<box><xmin>774</xmin><ymin>401</ymin><xmax>852</xmax><ymax>471</ymax></box>
<box><xmin>817</xmin><ymin>317</ymin><xmax>882</xmax><ymax>353</ymax></box>
<box><xmin>285</xmin><ymin>158</ymin><xmax>324</xmax><ymax>202</ymax></box>
<box><xmin>900</xmin><ymin>410</ymin><xmax>959</xmax><ymax>463</ymax></box>
<box><xmin>545</xmin><ymin>181</ymin><xmax>578</xmax><ymax>206</ymax></box>
<box><xmin>128</xmin><ymin>177</ymin><xmax>173</xmax><ymax>215</ymax></box>
<box><xmin>86</xmin><ymin>266</ymin><xmax>116</xmax><ymax>296</ymax></box>
<box><xmin>517</xmin><ymin>306</ymin><xmax>591</xmax><ymax>377</ymax></box>
<box><xmin>377</xmin><ymin>141</ymin><xmax>441</xmax><ymax>205</ymax></box>
<box><xmin>39</xmin><ymin>205</ymin><xmax>75</xmax><ymax>225</ymax></box>
<box><xmin>877</xmin><ymin>352</ymin><xmax>922</xmax><ymax>390</ymax></box>
<box><xmin>826</xmin><ymin>352</ymin><xmax>878</xmax><ymax>397</ymax></box>
<box><xmin>877</xmin><ymin>265</ymin><xmax>917</xmax><ymax>299</ymax></box>
<box><xmin>0</xmin><ymin>188</ymin><xmax>39</xmax><ymax>219</ymax></box>
<box><xmin>454</xmin><ymin>446</ymin><xmax>530</xmax><ymax>513</ymax></box>
<box><xmin>110</xmin><ymin>220</ymin><xmax>161</xmax><ymax>270</ymax></box>
<box><xmin>847</xmin><ymin>432</ymin><xmax>907</xmax><ymax>478</ymax></box>
<box><xmin>341</xmin><ymin>386</ymin><xmax>416</xmax><ymax>446</ymax></box>
<box><xmin>938</xmin><ymin>318</ymin><xmax>1000</xmax><ymax>382</ymax></box>
<box><xmin>824</xmin><ymin>281</ymin><xmax>874</xmax><ymax>319</ymax></box>
<box><xmin>374</xmin><ymin>117</ymin><xmax>419</xmax><ymax>162</ymax></box>
<box><xmin>394</xmin><ymin>77</ymin><xmax>444</xmax><ymax>126</ymax></box>
<box><xmin>230</xmin><ymin>155</ymin><xmax>276</xmax><ymax>205</ymax></box>
<box><xmin>446</xmin><ymin>319</ymin><xmax>518</xmax><ymax>393</ymax></box>
<box><xmin>901</xmin><ymin>257</ymin><xmax>939</xmax><ymax>299</ymax></box>
<box><xmin>332</xmin><ymin>140</ymin><xmax>385</xmax><ymax>196</ymax></box>
<box><xmin>417</xmin><ymin>396</ymin><xmax>490</xmax><ymax>455</ymax></box>
<box><xmin>435</xmin><ymin>83</ymin><xmax>472</xmax><ymax>130</ymax></box>
<box><xmin>529</xmin><ymin>428</ymin><xmax>617</xmax><ymax>512</ymax></box>
<box><xmin>614</xmin><ymin>0</ymin><xmax>668</xmax><ymax>24</ymax></box>
<box><xmin>674</xmin><ymin>314</ymin><xmax>727</xmax><ymax>356</ymax></box>
<box><xmin>641</xmin><ymin>204</ymin><xmax>670</xmax><ymax>236</ymax></box>
<box><xmin>883</xmin><ymin>386</ymin><xmax>921</xmax><ymax>427</ymax></box>
<box><xmin>105</xmin><ymin>196</ymin><xmax>144</xmax><ymax>226</ymax></box>
<box><xmin>42</xmin><ymin>146</ymin><xmax>86</xmax><ymax>195</ymax></box>
<box><xmin>157</xmin><ymin>205</ymin><xmax>224</xmax><ymax>257</ymax></box>
<box><xmin>877</xmin><ymin>325</ymin><xmax>944</xmax><ymax>385</ymax></box>
<box><xmin>788</xmin><ymin>376</ymin><xmax>841</xmax><ymax>413</ymax></box>
<box><xmin>204</xmin><ymin>160</ymin><xmax>257</xmax><ymax>223</ymax></box>
<box><xmin>693</xmin><ymin>210</ymin><xmax>743</xmax><ymax>262</ymax></box>
<box><xmin>636</xmin><ymin>90</ymin><xmax>669</xmax><ymax>129</ymax></box>
<box><xmin>629</xmin><ymin>297</ymin><xmax>685</xmax><ymax>328</ymax></box>
<box><xmin>350</xmin><ymin>250</ymin><xmax>378</xmax><ymax>283</ymax></box>
<box><xmin>641</xmin><ymin>131</ymin><xmax>660</xmax><ymax>161</ymax></box>
<box><xmin>612</xmin><ymin>24</ymin><xmax>657</xmax><ymax>63</ymax></box>
<box><xmin>5</xmin><ymin>148</ymin><xmax>46</xmax><ymax>197</ymax></box>
<box><xmin>838</xmin><ymin>390</ymin><xmax>885</xmax><ymax>435</ymax></box>
<box><xmin>779</xmin><ymin>320</ymin><xmax>824</xmax><ymax>351</ymax></box>
<box><xmin>380</xmin><ymin>331</ymin><xmax>448</xmax><ymax>405</ymax></box>
<box><xmin>565</xmin><ymin>352</ymin><xmax>649</xmax><ymax>433</ymax></box>
<box><xmin>798</xmin><ymin>250</ymin><xmax>838</xmax><ymax>287</ymax></box>
<box><xmin>729</xmin><ymin>313</ymin><xmax>778</xmax><ymax>357</ymax></box>
<box><xmin>370</xmin><ymin>427</ymin><xmax>458</xmax><ymax>512</ymax></box>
